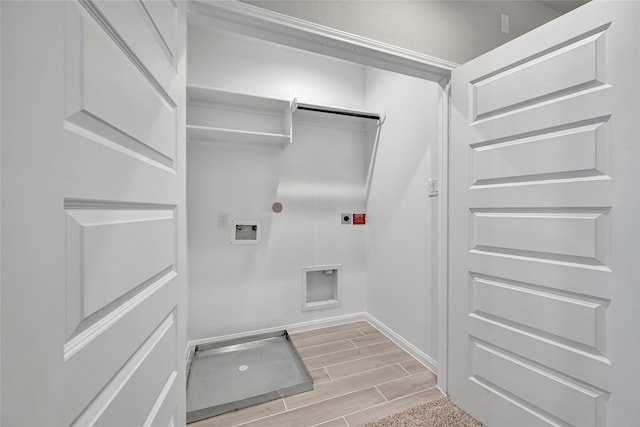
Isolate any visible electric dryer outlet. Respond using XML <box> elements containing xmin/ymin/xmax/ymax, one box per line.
<box><xmin>353</xmin><ymin>213</ymin><xmax>366</xmax><ymax>225</ymax></box>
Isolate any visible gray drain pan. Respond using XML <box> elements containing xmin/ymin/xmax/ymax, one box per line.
<box><xmin>186</xmin><ymin>330</ymin><xmax>313</xmax><ymax>423</ymax></box>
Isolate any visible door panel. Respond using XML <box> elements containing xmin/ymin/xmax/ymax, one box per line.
<box><xmin>91</xmin><ymin>0</ymin><xmax>178</xmax><ymax>92</ymax></box>
<box><xmin>469</xmin><ymin>339</ymin><xmax>607</xmax><ymax>427</ymax></box>
<box><xmin>1</xmin><ymin>1</ymin><xmax>186</xmax><ymax>426</ymax></box>
<box><xmin>470</xmin><ymin>273</ymin><xmax>607</xmax><ymax>350</ymax></box>
<box><xmin>72</xmin><ymin>312</ymin><xmax>177</xmax><ymax>427</ymax></box>
<box><xmin>66</xmin><ymin>4</ymin><xmax>177</xmax><ymax>164</ymax></box>
<box><xmin>140</xmin><ymin>0</ymin><xmax>177</xmax><ymax>58</ymax></box>
<box><xmin>449</xmin><ymin>2</ymin><xmax>639</xmax><ymax>426</ymax></box>
<box><xmin>470</xmin><ymin>120</ymin><xmax>607</xmax><ymax>186</ymax></box>
<box><xmin>62</xmin><ymin>275</ymin><xmax>179</xmax><ymax>424</ymax></box>
<box><xmin>471</xmin><ymin>27</ymin><xmax>607</xmax><ymax>120</ymax></box>
<box><xmin>471</xmin><ymin>209</ymin><xmax>608</xmax><ymax>264</ymax></box>
<box><xmin>66</xmin><ymin>209</ymin><xmax>175</xmax><ymax>320</ymax></box>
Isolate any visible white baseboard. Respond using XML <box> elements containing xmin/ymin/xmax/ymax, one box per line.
<box><xmin>363</xmin><ymin>313</ymin><xmax>439</xmax><ymax>374</ymax></box>
<box><xmin>187</xmin><ymin>312</ymin><xmax>367</xmax><ymax>349</ymax></box>
<box><xmin>186</xmin><ymin>311</ymin><xmax>438</xmax><ymax>376</ymax></box>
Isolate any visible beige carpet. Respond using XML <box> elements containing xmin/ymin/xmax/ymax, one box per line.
<box><xmin>362</xmin><ymin>397</ymin><xmax>484</xmax><ymax>427</ymax></box>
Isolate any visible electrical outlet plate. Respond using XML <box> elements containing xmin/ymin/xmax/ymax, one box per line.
<box><xmin>428</xmin><ymin>178</ymin><xmax>439</xmax><ymax>197</ymax></box>
<box><xmin>217</xmin><ymin>213</ymin><xmax>228</xmax><ymax>229</ymax></box>
<box><xmin>501</xmin><ymin>13</ymin><xmax>510</xmax><ymax>34</ymax></box>
<box><xmin>353</xmin><ymin>213</ymin><xmax>366</xmax><ymax>225</ymax></box>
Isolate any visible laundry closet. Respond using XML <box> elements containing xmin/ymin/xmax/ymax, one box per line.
<box><xmin>4</xmin><ymin>1</ymin><xmax>640</xmax><ymax>426</ymax></box>
<box><xmin>185</xmin><ymin>19</ymin><xmax>442</xmax><ymax>366</ymax></box>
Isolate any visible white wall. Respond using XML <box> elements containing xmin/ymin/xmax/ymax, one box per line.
<box><xmin>188</xmin><ymin>27</ymin><xmax>372</xmax><ymax>341</ymax></box>
<box><xmin>241</xmin><ymin>0</ymin><xmax>564</xmax><ymax>64</ymax></box>
<box><xmin>365</xmin><ymin>68</ymin><xmax>441</xmax><ymax>365</ymax></box>
<box><xmin>188</xmin><ymin>27</ymin><xmax>365</xmax><ymax>108</ymax></box>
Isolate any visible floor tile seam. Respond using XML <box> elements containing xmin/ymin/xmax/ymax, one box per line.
<box><xmin>374</xmin><ymin>385</ymin><xmax>389</xmax><ymax>403</ymax></box>
<box><xmin>300</xmin><ymin>347</ymin><xmax>366</xmax><ymax>363</ymax></box>
<box><xmin>296</xmin><ymin>333</ymin><xmax>366</xmax><ymax>349</ymax></box>
<box><xmin>300</xmin><ymin>338</ymin><xmax>396</xmax><ymax>362</ymax></box>
<box><xmin>339</xmin><ymin>386</ymin><xmax>413</xmax><ymax>420</ymax></box>
<box><xmin>284</xmin><ymin>384</ymin><xmax>390</xmax><ymax>412</ymax></box>
<box><xmin>284</xmin><ymin>370</ymin><xmax>433</xmax><ymax>415</ymax></box>
<box><xmin>325</xmin><ymin>357</ymin><xmax>411</xmax><ymax>381</ymax></box>
<box><xmin>294</xmin><ymin>329</ymin><xmax>361</xmax><ymax>341</ymax></box>
<box><xmin>378</xmin><ymin>381</ymin><xmax>438</xmax><ymax>402</ymax></box>
<box><xmin>312</xmin><ymin>348</ymin><xmax>409</xmax><ymax>372</ymax></box>
<box><xmin>397</xmin><ymin>362</ymin><xmax>413</xmax><ymax>376</ymax></box>
<box><xmin>303</xmin><ymin>343</ymin><xmax>400</xmax><ymax>365</ymax></box>
<box><xmin>290</xmin><ymin>322</ymin><xmax>369</xmax><ymax>340</ymax></box>
<box><xmin>297</xmin><ymin>339</ymin><xmax>357</xmax><ymax>356</ymax></box>
<box><xmin>349</xmin><ymin>340</ymin><xmax>384</xmax><ymax>349</ymax></box>
<box><xmin>230</xmin><ymin>400</ymin><xmax>289</xmax><ymax>427</ymax></box>
<box><xmin>387</xmin><ymin>384</ymin><xmax>441</xmax><ymax>403</ymax></box>
<box><xmin>308</xmin><ymin>416</ymin><xmax>348</xmax><ymax>427</ymax></box>
<box><xmin>231</xmin><ymin>386</ymin><xmax>443</xmax><ymax>427</ymax></box>
<box><xmin>341</xmin><ymin>387</ymin><xmax>443</xmax><ymax>426</ymax></box>
<box><xmin>324</xmin><ymin>367</ymin><xmax>334</xmax><ymax>381</ymax></box>
<box><xmin>397</xmin><ymin>355</ymin><xmax>421</xmax><ymax>365</ymax></box>
<box><xmin>401</xmin><ymin>359</ymin><xmax>435</xmax><ymax>374</ymax></box>
<box><xmin>349</xmin><ymin>331</ymin><xmax>393</xmax><ymax>348</ymax></box>
<box><xmin>318</xmin><ymin>349</ymin><xmax>415</xmax><ymax>379</ymax></box>
<box><xmin>321</xmin><ymin>350</ymin><xmax>416</xmax><ymax>380</ymax></box>
<box><xmin>346</xmin><ymin>338</ymin><xmax>395</xmax><ymax>350</ymax></box>
<box><xmin>292</xmin><ymin>324</ymin><xmax>369</xmax><ymax>344</ymax></box>
<box><xmin>373</xmin><ymin>370</ymin><xmax>433</xmax><ymax>393</ymax></box>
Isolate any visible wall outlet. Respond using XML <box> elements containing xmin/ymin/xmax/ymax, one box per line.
<box><xmin>353</xmin><ymin>213</ymin><xmax>366</xmax><ymax>225</ymax></box>
<box><xmin>341</xmin><ymin>213</ymin><xmax>352</xmax><ymax>224</ymax></box>
<box><xmin>428</xmin><ymin>178</ymin><xmax>439</xmax><ymax>197</ymax></box>
<box><xmin>501</xmin><ymin>13</ymin><xmax>510</xmax><ymax>34</ymax></box>
<box><xmin>217</xmin><ymin>213</ymin><xmax>228</xmax><ymax>229</ymax></box>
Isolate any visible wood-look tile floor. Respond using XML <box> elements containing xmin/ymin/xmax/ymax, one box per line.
<box><xmin>190</xmin><ymin>321</ymin><xmax>444</xmax><ymax>427</ymax></box>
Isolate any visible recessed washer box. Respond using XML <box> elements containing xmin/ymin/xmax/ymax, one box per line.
<box><xmin>231</xmin><ymin>220</ymin><xmax>262</xmax><ymax>244</ymax></box>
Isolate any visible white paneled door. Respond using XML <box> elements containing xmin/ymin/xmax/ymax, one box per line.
<box><xmin>449</xmin><ymin>1</ymin><xmax>639</xmax><ymax>426</ymax></box>
<box><xmin>1</xmin><ymin>1</ymin><xmax>187</xmax><ymax>426</ymax></box>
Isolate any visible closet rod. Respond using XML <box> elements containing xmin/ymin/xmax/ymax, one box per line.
<box><xmin>294</xmin><ymin>102</ymin><xmax>381</xmax><ymax>121</ymax></box>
